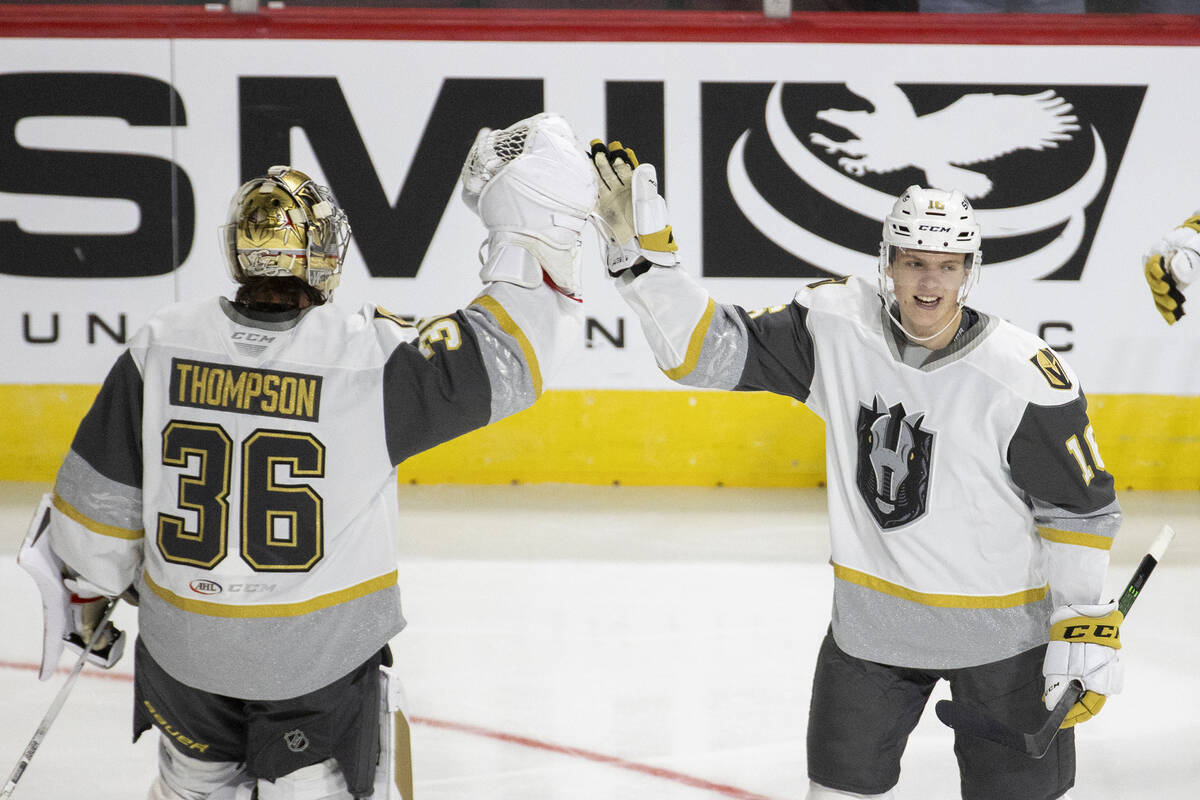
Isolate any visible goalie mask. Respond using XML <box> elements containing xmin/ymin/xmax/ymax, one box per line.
<box><xmin>878</xmin><ymin>185</ymin><xmax>982</xmax><ymax>339</ymax></box>
<box><xmin>220</xmin><ymin>166</ymin><xmax>351</xmax><ymax>300</ymax></box>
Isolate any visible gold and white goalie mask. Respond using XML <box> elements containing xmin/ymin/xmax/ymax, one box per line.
<box><xmin>220</xmin><ymin>166</ymin><xmax>351</xmax><ymax>299</ymax></box>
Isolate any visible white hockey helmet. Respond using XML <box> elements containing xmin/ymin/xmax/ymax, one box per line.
<box><xmin>878</xmin><ymin>185</ymin><xmax>982</xmax><ymax>309</ymax></box>
<box><xmin>219</xmin><ymin>166</ymin><xmax>351</xmax><ymax>300</ymax></box>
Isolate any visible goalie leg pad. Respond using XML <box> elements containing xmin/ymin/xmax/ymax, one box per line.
<box><xmin>255</xmin><ymin>759</ymin><xmax>352</xmax><ymax>800</ymax></box>
<box><xmin>806</xmin><ymin>782</ymin><xmax>895</xmax><ymax>800</ymax></box>
<box><xmin>151</xmin><ymin>738</ymin><xmax>251</xmax><ymax>800</ymax></box>
<box><xmin>374</xmin><ymin>664</ymin><xmax>413</xmax><ymax>800</ymax></box>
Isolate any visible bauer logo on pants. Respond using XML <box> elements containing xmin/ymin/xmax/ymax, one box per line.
<box><xmin>700</xmin><ymin>81</ymin><xmax>1145</xmax><ymax>281</ymax></box>
<box><xmin>856</xmin><ymin>395</ymin><xmax>935</xmax><ymax>530</ymax></box>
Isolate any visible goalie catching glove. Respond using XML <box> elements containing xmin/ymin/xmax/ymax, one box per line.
<box><xmin>1143</xmin><ymin>213</ymin><xmax>1200</xmax><ymax>324</ymax></box>
<box><xmin>589</xmin><ymin>140</ymin><xmax>679</xmax><ymax>275</ymax></box>
<box><xmin>461</xmin><ymin>112</ymin><xmax>597</xmax><ymax>301</ymax></box>
<box><xmin>1042</xmin><ymin>600</ymin><xmax>1124</xmax><ymax>728</ymax></box>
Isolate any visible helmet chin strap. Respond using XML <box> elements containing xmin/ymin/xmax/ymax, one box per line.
<box><xmin>886</xmin><ymin>301</ymin><xmax>964</xmax><ymax>345</ymax></box>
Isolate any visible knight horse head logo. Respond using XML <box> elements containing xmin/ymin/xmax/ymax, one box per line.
<box><xmin>856</xmin><ymin>395</ymin><xmax>935</xmax><ymax>530</ymax></box>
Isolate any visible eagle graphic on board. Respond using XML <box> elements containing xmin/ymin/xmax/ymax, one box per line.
<box><xmin>808</xmin><ymin>80</ymin><xmax>1081</xmax><ymax>199</ymax></box>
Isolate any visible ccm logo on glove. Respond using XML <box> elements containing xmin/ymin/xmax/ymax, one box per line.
<box><xmin>1049</xmin><ymin>610</ymin><xmax>1123</xmax><ymax>648</ymax></box>
<box><xmin>1060</xmin><ymin>623</ymin><xmax>1118</xmax><ymax>640</ymax></box>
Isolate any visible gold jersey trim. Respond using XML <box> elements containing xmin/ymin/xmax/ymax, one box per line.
<box><xmin>144</xmin><ymin>569</ymin><xmax>398</xmax><ymax>618</ymax></box>
<box><xmin>664</xmin><ymin>297</ymin><xmax>716</xmax><ymax>380</ymax></box>
<box><xmin>52</xmin><ymin>492</ymin><xmax>144</xmax><ymax>541</ymax></box>
<box><xmin>832</xmin><ymin>562</ymin><xmax>1048</xmax><ymax>609</ymax></box>
<box><xmin>1038</xmin><ymin>526</ymin><xmax>1115</xmax><ymax>551</ymax></box>
<box><xmin>471</xmin><ymin>294</ymin><xmax>543</xmax><ymax>396</ymax></box>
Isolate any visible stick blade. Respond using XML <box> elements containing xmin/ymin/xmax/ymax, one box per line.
<box><xmin>934</xmin><ymin>699</ymin><xmax>1027</xmax><ymax>752</ymax></box>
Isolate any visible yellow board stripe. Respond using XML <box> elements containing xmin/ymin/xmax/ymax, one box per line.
<box><xmin>6</xmin><ymin>387</ymin><xmax>1200</xmax><ymax>490</ymax></box>
<box><xmin>144</xmin><ymin>569</ymin><xmax>397</xmax><ymax>618</ymax></box>
<box><xmin>471</xmin><ymin>294</ymin><xmax>542</xmax><ymax>396</ymax></box>
<box><xmin>663</xmin><ymin>297</ymin><xmax>717</xmax><ymax>380</ymax></box>
<box><xmin>833</xmin><ymin>562</ymin><xmax>1047</xmax><ymax>609</ymax></box>
<box><xmin>52</xmin><ymin>492</ymin><xmax>143</xmax><ymax>541</ymax></box>
<box><xmin>1039</xmin><ymin>526</ymin><xmax>1115</xmax><ymax>551</ymax></box>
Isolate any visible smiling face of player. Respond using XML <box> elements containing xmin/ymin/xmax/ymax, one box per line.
<box><xmin>887</xmin><ymin>247</ymin><xmax>970</xmax><ymax>350</ymax></box>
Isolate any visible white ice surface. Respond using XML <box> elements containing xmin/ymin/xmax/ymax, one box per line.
<box><xmin>1</xmin><ymin>483</ymin><xmax>1196</xmax><ymax>800</ymax></box>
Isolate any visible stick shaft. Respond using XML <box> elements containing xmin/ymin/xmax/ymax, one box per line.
<box><xmin>0</xmin><ymin>600</ymin><xmax>119</xmax><ymax>799</ymax></box>
<box><xmin>936</xmin><ymin>524</ymin><xmax>1175</xmax><ymax>757</ymax></box>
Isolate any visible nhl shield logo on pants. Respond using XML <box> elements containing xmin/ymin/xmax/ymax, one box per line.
<box><xmin>283</xmin><ymin>729</ymin><xmax>310</xmax><ymax>753</ymax></box>
<box><xmin>855</xmin><ymin>395</ymin><xmax>935</xmax><ymax>530</ymax></box>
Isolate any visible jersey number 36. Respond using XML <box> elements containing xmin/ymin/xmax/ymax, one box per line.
<box><xmin>156</xmin><ymin>421</ymin><xmax>325</xmax><ymax>572</ymax></box>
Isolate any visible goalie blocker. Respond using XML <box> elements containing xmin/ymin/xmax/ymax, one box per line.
<box><xmin>17</xmin><ymin>494</ymin><xmax>126</xmax><ymax>680</ymax></box>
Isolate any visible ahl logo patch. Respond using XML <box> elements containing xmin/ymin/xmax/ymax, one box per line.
<box><xmin>856</xmin><ymin>395</ymin><xmax>935</xmax><ymax>530</ymax></box>
<box><xmin>700</xmin><ymin>80</ymin><xmax>1145</xmax><ymax>280</ymax></box>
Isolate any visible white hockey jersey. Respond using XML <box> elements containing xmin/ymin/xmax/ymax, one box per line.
<box><xmin>47</xmin><ymin>281</ymin><xmax>579</xmax><ymax>699</ymax></box>
<box><xmin>618</xmin><ymin>270</ymin><xmax>1120</xmax><ymax>669</ymax></box>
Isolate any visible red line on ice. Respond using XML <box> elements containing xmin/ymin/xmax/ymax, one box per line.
<box><xmin>0</xmin><ymin>659</ymin><xmax>777</xmax><ymax>800</ymax></box>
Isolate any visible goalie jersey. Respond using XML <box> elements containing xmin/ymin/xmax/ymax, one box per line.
<box><xmin>46</xmin><ymin>282</ymin><xmax>578</xmax><ymax>699</ymax></box>
<box><xmin>618</xmin><ymin>271</ymin><xmax>1121</xmax><ymax>669</ymax></box>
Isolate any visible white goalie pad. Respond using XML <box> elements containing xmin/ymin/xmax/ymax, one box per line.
<box><xmin>18</xmin><ymin>493</ymin><xmax>125</xmax><ymax>680</ymax></box>
<box><xmin>461</xmin><ymin>112</ymin><xmax>597</xmax><ymax>300</ymax></box>
<box><xmin>375</xmin><ymin>664</ymin><xmax>413</xmax><ymax>800</ymax></box>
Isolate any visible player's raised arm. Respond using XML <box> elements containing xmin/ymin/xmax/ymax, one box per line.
<box><xmin>588</xmin><ymin>138</ymin><xmax>817</xmax><ymax>398</ymax></box>
<box><xmin>1143</xmin><ymin>212</ymin><xmax>1200</xmax><ymax>324</ymax></box>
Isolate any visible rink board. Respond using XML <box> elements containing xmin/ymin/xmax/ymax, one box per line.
<box><xmin>3</xmin><ymin>385</ymin><xmax>1197</xmax><ymax>490</ymax></box>
<box><xmin>2</xmin><ymin>9</ymin><xmax>1200</xmax><ymax>488</ymax></box>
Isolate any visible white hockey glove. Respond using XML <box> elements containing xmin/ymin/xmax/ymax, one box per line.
<box><xmin>461</xmin><ymin>112</ymin><xmax>597</xmax><ymax>301</ymax></box>
<box><xmin>17</xmin><ymin>494</ymin><xmax>126</xmax><ymax>679</ymax></box>
<box><xmin>1143</xmin><ymin>213</ymin><xmax>1200</xmax><ymax>325</ymax></box>
<box><xmin>588</xmin><ymin>140</ymin><xmax>679</xmax><ymax>275</ymax></box>
<box><xmin>1042</xmin><ymin>600</ymin><xmax>1123</xmax><ymax>728</ymax></box>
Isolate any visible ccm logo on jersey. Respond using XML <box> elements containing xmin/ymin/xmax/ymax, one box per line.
<box><xmin>188</xmin><ymin>580</ymin><xmax>279</xmax><ymax>595</ymax></box>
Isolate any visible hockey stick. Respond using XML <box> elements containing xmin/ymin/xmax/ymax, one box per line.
<box><xmin>0</xmin><ymin>599</ymin><xmax>120</xmax><ymax>799</ymax></box>
<box><xmin>934</xmin><ymin>524</ymin><xmax>1175</xmax><ymax>759</ymax></box>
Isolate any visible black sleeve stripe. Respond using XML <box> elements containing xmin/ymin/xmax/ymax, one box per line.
<box><xmin>71</xmin><ymin>350</ymin><xmax>144</xmax><ymax>489</ymax></box>
<box><xmin>1008</xmin><ymin>392</ymin><xmax>1117</xmax><ymax>515</ymax></box>
<box><xmin>381</xmin><ymin>310</ymin><xmax>492</xmax><ymax>466</ymax></box>
<box><xmin>732</xmin><ymin>302</ymin><xmax>815</xmax><ymax>403</ymax></box>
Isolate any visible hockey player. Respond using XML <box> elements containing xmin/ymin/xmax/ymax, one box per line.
<box><xmin>588</xmin><ymin>141</ymin><xmax>1122</xmax><ymax>800</ymax></box>
<box><xmin>17</xmin><ymin>113</ymin><xmax>596</xmax><ymax>800</ymax></box>
<box><xmin>1142</xmin><ymin>211</ymin><xmax>1199</xmax><ymax>324</ymax></box>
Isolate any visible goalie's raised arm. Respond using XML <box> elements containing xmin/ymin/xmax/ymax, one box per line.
<box><xmin>461</xmin><ymin>113</ymin><xmax>597</xmax><ymax>301</ymax></box>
